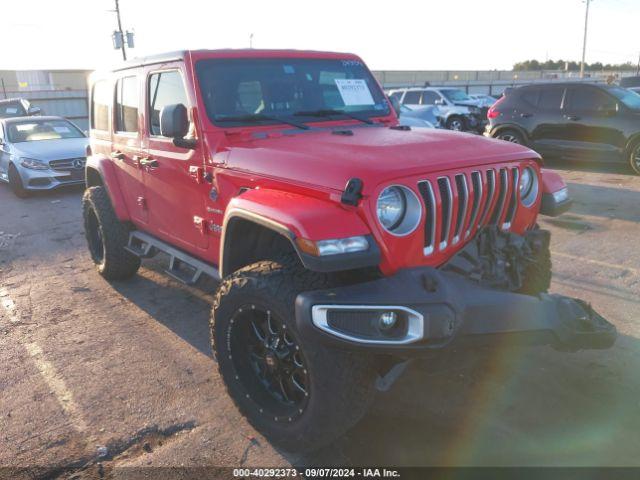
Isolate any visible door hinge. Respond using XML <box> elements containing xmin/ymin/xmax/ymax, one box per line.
<box><xmin>137</xmin><ymin>196</ymin><xmax>147</xmax><ymax>209</ymax></box>
<box><xmin>193</xmin><ymin>216</ymin><xmax>207</xmax><ymax>235</ymax></box>
<box><xmin>189</xmin><ymin>166</ymin><xmax>205</xmax><ymax>184</ymax></box>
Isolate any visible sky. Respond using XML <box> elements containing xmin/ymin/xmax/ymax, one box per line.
<box><xmin>1</xmin><ymin>0</ymin><xmax>637</xmax><ymax>71</ymax></box>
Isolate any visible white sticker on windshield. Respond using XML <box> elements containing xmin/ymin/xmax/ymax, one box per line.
<box><xmin>5</xmin><ymin>107</ymin><xmax>18</xmax><ymax>114</ymax></box>
<box><xmin>53</xmin><ymin>126</ymin><xmax>71</xmax><ymax>133</ymax></box>
<box><xmin>334</xmin><ymin>79</ymin><xmax>375</xmax><ymax>106</ymax></box>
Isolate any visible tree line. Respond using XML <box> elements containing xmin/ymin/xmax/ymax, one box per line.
<box><xmin>513</xmin><ymin>59</ymin><xmax>637</xmax><ymax>71</ymax></box>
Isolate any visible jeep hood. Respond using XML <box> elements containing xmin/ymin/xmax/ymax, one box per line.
<box><xmin>225</xmin><ymin>126</ymin><xmax>539</xmax><ymax>193</ymax></box>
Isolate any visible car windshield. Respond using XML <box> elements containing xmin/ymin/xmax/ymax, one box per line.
<box><xmin>7</xmin><ymin>119</ymin><xmax>85</xmax><ymax>143</ymax></box>
<box><xmin>441</xmin><ymin>89</ymin><xmax>471</xmax><ymax>102</ymax></box>
<box><xmin>195</xmin><ymin>58</ymin><xmax>390</xmax><ymax>127</ymax></box>
<box><xmin>0</xmin><ymin>101</ymin><xmax>26</xmax><ymax>118</ymax></box>
<box><xmin>608</xmin><ymin>86</ymin><xmax>640</xmax><ymax>110</ymax></box>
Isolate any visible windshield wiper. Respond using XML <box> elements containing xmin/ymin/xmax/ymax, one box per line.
<box><xmin>214</xmin><ymin>114</ymin><xmax>309</xmax><ymax>130</ymax></box>
<box><xmin>293</xmin><ymin>109</ymin><xmax>375</xmax><ymax>125</ymax></box>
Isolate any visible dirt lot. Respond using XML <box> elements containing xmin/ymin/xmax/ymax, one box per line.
<box><xmin>1</xmin><ymin>160</ymin><xmax>639</xmax><ymax>477</ymax></box>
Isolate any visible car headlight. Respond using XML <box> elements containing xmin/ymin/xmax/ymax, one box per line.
<box><xmin>519</xmin><ymin>167</ymin><xmax>539</xmax><ymax>207</ymax></box>
<box><xmin>20</xmin><ymin>157</ymin><xmax>49</xmax><ymax>170</ymax></box>
<box><xmin>295</xmin><ymin>236</ymin><xmax>369</xmax><ymax>256</ymax></box>
<box><xmin>376</xmin><ymin>185</ymin><xmax>422</xmax><ymax>236</ymax></box>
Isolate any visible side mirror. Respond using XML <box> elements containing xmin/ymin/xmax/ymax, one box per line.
<box><xmin>160</xmin><ymin>103</ymin><xmax>189</xmax><ymax>138</ymax></box>
<box><xmin>28</xmin><ymin>106</ymin><xmax>41</xmax><ymax>116</ymax></box>
<box><xmin>389</xmin><ymin>96</ymin><xmax>402</xmax><ymax>116</ymax></box>
<box><xmin>160</xmin><ymin>103</ymin><xmax>196</xmax><ymax>149</ymax></box>
<box><xmin>435</xmin><ymin>99</ymin><xmax>445</xmax><ymax>106</ymax></box>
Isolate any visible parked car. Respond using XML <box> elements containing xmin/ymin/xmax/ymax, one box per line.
<box><xmin>485</xmin><ymin>82</ymin><xmax>640</xmax><ymax>174</ymax></box>
<box><xmin>0</xmin><ymin>116</ymin><xmax>88</xmax><ymax>197</ymax></box>
<box><xmin>83</xmin><ymin>49</ymin><xmax>615</xmax><ymax>453</ymax></box>
<box><xmin>628</xmin><ymin>87</ymin><xmax>640</xmax><ymax>95</ymax></box>
<box><xmin>388</xmin><ymin>87</ymin><xmax>486</xmax><ymax>132</ymax></box>
<box><xmin>0</xmin><ymin>98</ymin><xmax>41</xmax><ymax>118</ymax></box>
<box><xmin>619</xmin><ymin>76</ymin><xmax>640</xmax><ymax>88</ymax></box>
<box><xmin>398</xmin><ymin>103</ymin><xmax>442</xmax><ymax>128</ymax></box>
<box><xmin>468</xmin><ymin>93</ymin><xmax>498</xmax><ymax>107</ymax></box>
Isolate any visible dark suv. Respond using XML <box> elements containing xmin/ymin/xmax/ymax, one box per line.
<box><xmin>485</xmin><ymin>82</ymin><xmax>640</xmax><ymax>174</ymax></box>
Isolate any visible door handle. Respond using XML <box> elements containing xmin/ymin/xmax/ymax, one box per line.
<box><xmin>111</xmin><ymin>151</ymin><xmax>125</xmax><ymax>160</ymax></box>
<box><xmin>139</xmin><ymin>157</ymin><xmax>159</xmax><ymax>168</ymax></box>
<box><xmin>565</xmin><ymin>115</ymin><xmax>580</xmax><ymax>121</ymax></box>
<box><xmin>520</xmin><ymin>113</ymin><xmax>533</xmax><ymax>118</ymax></box>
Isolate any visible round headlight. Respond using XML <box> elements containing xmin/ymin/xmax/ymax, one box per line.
<box><xmin>377</xmin><ymin>186</ymin><xmax>406</xmax><ymax>230</ymax></box>
<box><xmin>376</xmin><ymin>185</ymin><xmax>422</xmax><ymax>236</ymax></box>
<box><xmin>519</xmin><ymin>167</ymin><xmax>538</xmax><ymax>207</ymax></box>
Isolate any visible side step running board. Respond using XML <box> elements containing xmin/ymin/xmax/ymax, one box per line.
<box><xmin>126</xmin><ymin>231</ymin><xmax>220</xmax><ymax>285</ymax></box>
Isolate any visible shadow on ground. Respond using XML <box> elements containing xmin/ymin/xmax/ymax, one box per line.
<box><xmin>107</xmin><ymin>269</ymin><xmax>640</xmax><ymax>467</ymax></box>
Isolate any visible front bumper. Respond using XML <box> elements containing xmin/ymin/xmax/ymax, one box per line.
<box><xmin>19</xmin><ymin>167</ymin><xmax>85</xmax><ymax>190</ymax></box>
<box><xmin>295</xmin><ymin>268</ymin><xmax>616</xmax><ymax>355</ymax></box>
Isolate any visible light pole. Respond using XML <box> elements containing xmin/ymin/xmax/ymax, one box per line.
<box><xmin>580</xmin><ymin>0</ymin><xmax>592</xmax><ymax>78</ymax></box>
<box><xmin>249</xmin><ymin>33</ymin><xmax>254</xmax><ymax>49</ymax></box>
<box><xmin>114</xmin><ymin>0</ymin><xmax>127</xmax><ymax>60</ymax></box>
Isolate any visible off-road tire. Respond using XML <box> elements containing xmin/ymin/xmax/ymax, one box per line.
<box><xmin>628</xmin><ymin>140</ymin><xmax>640</xmax><ymax>175</ymax></box>
<box><xmin>446</xmin><ymin>115</ymin><xmax>466</xmax><ymax>131</ymax></box>
<box><xmin>82</xmin><ymin>186</ymin><xmax>140</xmax><ymax>280</ymax></box>
<box><xmin>496</xmin><ymin>128</ymin><xmax>525</xmax><ymax>145</ymax></box>
<box><xmin>211</xmin><ymin>255</ymin><xmax>376</xmax><ymax>453</ymax></box>
<box><xmin>8</xmin><ymin>164</ymin><xmax>29</xmax><ymax>198</ymax></box>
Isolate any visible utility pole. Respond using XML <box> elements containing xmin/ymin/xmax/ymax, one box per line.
<box><xmin>114</xmin><ymin>0</ymin><xmax>127</xmax><ymax>61</ymax></box>
<box><xmin>580</xmin><ymin>0</ymin><xmax>591</xmax><ymax>78</ymax></box>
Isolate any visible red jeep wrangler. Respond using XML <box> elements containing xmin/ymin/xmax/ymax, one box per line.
<box><xmin>84</xmin><ymin>50</ymin><xmax>615</xmax><ymax>452</ymax></box>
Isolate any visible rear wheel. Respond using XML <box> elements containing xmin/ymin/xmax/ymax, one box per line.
<box><xmin>446</xmin><ymin>116</ymin><xmax>466</xmax><ymax>131</ymax></box>
<box><xmin>211</xmin><ymin>256</ymin><xmax>376</xmax><ymax>453</ymax></box>
<box><xmin>629</xmin><ymin>141</ymin><xmax>640</xmax><ymax>175</ymax></box>
<box><xmin>8</xmin><ymin>164</ymin><xmax>29</xmax><ymax>198</ymax></box>
<box><xmin>496</xmin><ymin>128</ymin><xmax>525</xmax><ymax>145</ymax></box>
<box><xmin>82</xmin><ymin>186</ymin><xmax>140</xmax><ymax>280</ymax></box>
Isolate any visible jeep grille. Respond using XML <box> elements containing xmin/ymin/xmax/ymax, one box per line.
<box><xmin>418</xmin><ymin>167</ymin><xmax>521</xmax><ymax>256</ymax></box>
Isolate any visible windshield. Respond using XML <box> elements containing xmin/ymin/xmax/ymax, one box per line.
<box><xmin>441</xmin><ymin>89</ymin><xmax>471</xmax><ymax>102</ymax></box>
<box><xmin>195</xmin><ymin>58</ymin><xmax>390</xmax><ymax>127</ymax></box>
<box><xmin>608</xmin><ymin>87</ymin><xmax>640</xmax><ymax>110</ymax></box>
<box><xmin>0</xmin><ymin>101</ymin><xmax>26</xmax><ymax>118</ymax></box>
<box><xmin>7</xmin><ymin>119</ymin><xmax>85</xmax><ymax>143</ymax></box>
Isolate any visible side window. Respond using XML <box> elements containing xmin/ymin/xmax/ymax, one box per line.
<box><xmin>569</xmin><ymin>87</ymin><xmax>617</xmax><ymax>113</ymax></box>
<box><xmin>421</xmin><ymin>91</ymin><xmax>439</xmax><ymax>105</ymax></box>
<box><xmin>148</xmin><ymin>71</ymin><xmax>188</xmax><ymax>136</ymax></box>
<box><xmin>403</xmin><ymin>91</ymin><xmax>421</xmax><ymax>104</ymax></box>
<box><xmin>115</xmin><ymin>76</ymin><xmax>139</xmax><ymax>133</ymax></box>
<box><xmin>521</xmin><ymin>88</ymin><xmax>540</xmax><ymax>107</ymax></box>
<box><xmin>91</xmin><ymin>80</ymin><xmax>110</xmax><ymax>131</ymax></box>
<box><xmin>538</xmin><ymin>87</ymin><xmax>565</xmax><ymax>111</ymax></box>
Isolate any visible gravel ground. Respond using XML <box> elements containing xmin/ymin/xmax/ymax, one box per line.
<box><xmin>1</xmin><ymin>160</ymin><xmax>639</xmax><ymax>478</ymax></box>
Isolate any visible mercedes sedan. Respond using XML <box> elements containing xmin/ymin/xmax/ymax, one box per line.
<box><xmin>0</xmin><ymin>116</ymin><xmax>88</xmax><ymax>197</ymax></box>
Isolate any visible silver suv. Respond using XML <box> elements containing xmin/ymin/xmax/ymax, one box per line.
<box><xmin>388</xmin><ymin>87</ymin><xmax>486</xmax><ymax>132</ymax></box>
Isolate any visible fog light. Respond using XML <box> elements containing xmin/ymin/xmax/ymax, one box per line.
<box><xmin>379</xmin><ymin>312</ymin><xmax>398</xmax><ymax>330</ymax></box>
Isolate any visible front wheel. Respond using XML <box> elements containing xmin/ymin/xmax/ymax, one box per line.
<box><xmin>629</xmin><ymin>141</ymin><xmax>640</xmax><ymax>175</ymax></box>
<box><xmin>8</xmin><ymin>164</ymin><xmax>29</xmax><ymax>198</ymax></box>
<box><xmin>446</xmin><ymin>116</ymin><xmax>466</xmax><ymax>131</ymax></box>
<box><xmin>211</xmin><ymin>256</ymin><xmax>376</xmax><ymax>453</ymax></box>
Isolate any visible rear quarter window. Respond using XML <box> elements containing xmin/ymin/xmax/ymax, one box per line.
<box><xmin>91</xmin><ymin>80</ymin><xmax>111</xmax><ymax>131</ymax></box>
